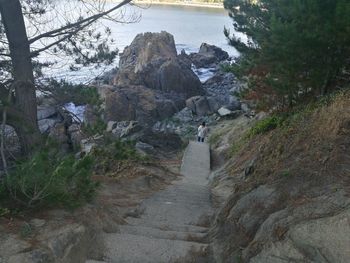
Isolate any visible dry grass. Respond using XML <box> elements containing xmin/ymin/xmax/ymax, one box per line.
<box><xmin>229</xmin><ymin>89</ymin><xmax>350</xmax><ymax>192</ymax></box>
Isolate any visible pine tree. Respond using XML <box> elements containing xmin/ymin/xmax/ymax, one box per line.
<box><xmin>224</xmin><ymin>0</ymin><xmax>350</xmax><ymax>106</ymax></box>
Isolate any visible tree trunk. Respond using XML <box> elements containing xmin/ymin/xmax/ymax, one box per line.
<box><xmin>0</xmin><ymin>0</ymin><xmax>40</xmax><ymax>154</ymax></box>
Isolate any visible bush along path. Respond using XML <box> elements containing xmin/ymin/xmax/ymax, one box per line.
<box><xmin>86</xmin><ymin>141</ymin><xmax>213</xmax><ymax>263</ymax></box>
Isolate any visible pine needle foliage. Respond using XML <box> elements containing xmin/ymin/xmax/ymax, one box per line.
<box><xmin>224</xmin><ymin>0</ymin><xmax>350</xmax><ymax>107</ymax></box>
<box><xmin>1</xmin><ymin>147</ymin><xmax>98</xmax><ymax>209</ymax></box>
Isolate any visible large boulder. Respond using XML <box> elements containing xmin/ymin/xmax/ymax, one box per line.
<box><xmin>103</xmin><ymin>85</ymin><xmax>179</xmax><ymax>126</ymax></box>
<box><xmin>190</xmin><ymin>43</ymin><xmax>229</xmax><ymax>68</ymax></box>
<box><xmin>139</xmin><ymin>130</ymin><xmax>184</xmax><ymax>152</ymax></box>
<box><xmin>226</xmin><ymin>95</ymin><xmax>241</xmax><ymax>111</ymax></box>
<box><xmin>119</xmin><ymin>31</ymin><xmax>177</xmax><ymax>73</ymax></box>
<box><xmin>186</xmin><ymin>96</ymin><xmax>212</xmax><ymax>116</ymax></box>
<box><xmin>37</xmin><ymin>105</ymin><xmax>57</xmax><ymax>120</ymax></box>
<box><xmin>113</xmin><ymin>31</ymin><xmax>203</xmax><ymax>99</ymax></box>
<box><xmin>158</xmin><ymin>59</ymin><xmax>203</xmax><ymax>97</ymax></box>
<box><xmin>199</xmin><ymin>43</ymin><xmax>229</xmax><ymax>61</ymax></box>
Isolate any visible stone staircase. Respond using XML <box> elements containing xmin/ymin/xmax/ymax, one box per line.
<box><xmin>86</xmin><ymin>141</ymin><xmax>213</xmax><ymax>263</ymax></box>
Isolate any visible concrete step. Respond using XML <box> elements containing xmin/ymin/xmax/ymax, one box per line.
<box><xmin>102</xmin><ymin>233</ymin><xmax>208</xmax><ymax>263</ymax></box>
<box><xmin>142</xmin><ymin>196</ymin><xmax>212</xmax><ymax>206</ymax></box>
<box><xmin>118</xmin><ymin>224</ymin><xmax>207</xmax><ymax>242</ymax></box>
<box><xmin>126</xmin><ymin>217</ymin><xmax>209</xmax><ymax>233</ymax></box>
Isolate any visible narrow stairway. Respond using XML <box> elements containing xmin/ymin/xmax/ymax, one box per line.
<box><xmin>86</xmin><ymin>141</ymin><xmax>213</xmax><ymax>263</ymax></box>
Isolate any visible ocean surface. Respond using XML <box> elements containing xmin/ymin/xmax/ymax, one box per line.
<box><xmin>36</xmin><ymin>2</ymin><xmax>240</xmax><ymax>83</ymax></box>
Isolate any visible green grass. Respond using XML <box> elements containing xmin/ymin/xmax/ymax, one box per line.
<box><xmin>247</xmin><ymin>115</ymin><xmax>285</xmax><ymax>138</ymax></box>
<box><xmin>208</xmin><ymin>132</ymin><xmax>221</xmax><ymax>145</ymax></box>
<box><xmin>280</xmin><ymin>170</ymin><xmax>291</xmax><ymax>177</ymax></box>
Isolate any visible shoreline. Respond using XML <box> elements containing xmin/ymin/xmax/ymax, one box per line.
<box><xmin>133</xmin><ymin>1</ymin><xmax>224</xmax><ymax>9</ymax></box>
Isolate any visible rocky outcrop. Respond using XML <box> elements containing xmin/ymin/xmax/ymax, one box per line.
<box><xmin>95</xmin><ymin>32</ymin><xmax>205</xmax><ymax>126</ymax></box>
<box><xmin>113</xmin><ymin>31</ymin><xmax>203</xmax><ymax>99</ymax></box>
<box><xmin>190</xmin><ymin>43</ymin><xmax>229</xmax><ymax>68</ymax></box>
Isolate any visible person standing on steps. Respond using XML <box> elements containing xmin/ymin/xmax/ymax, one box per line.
<box><xmin>197</xmin><ymin>122</ymin><xmax>208</xmax><ymax>142</ymax></box>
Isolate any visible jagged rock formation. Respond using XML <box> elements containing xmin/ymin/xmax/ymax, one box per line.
<box><xmin>98</xmin><ymin>31</ymin><xmax>204</xmax><ymax>126</ymax></box>
<box><xmin>189</xmin><ymin>43</ymin><xmax>229</xmax><ymax>68</ymax></box>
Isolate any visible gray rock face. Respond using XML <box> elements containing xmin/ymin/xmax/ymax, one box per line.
<box><xmin>189</xmin><ymin>43</ymin><xmax>229</xmax><ymax>68</ymax></box>
<box><xmin>211</xmin><ymin>163</ymin><xmax>350</xmax><ymax>263</ymax></box>
<box><xmin>250</xmin><ymin>203</ymin><xmax>350</xmax><ymax>263</ymax></box>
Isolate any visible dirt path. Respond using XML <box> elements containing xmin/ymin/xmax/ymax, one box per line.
<box><xmin>86</xmin><ymin>141</ymin><xmax>213</xmax><ymax>263</ymax></box>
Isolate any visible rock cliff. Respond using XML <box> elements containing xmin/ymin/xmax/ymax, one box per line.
<box><xmin>208</xmin><ymin>91</ymin><xmax>350</xmax><ymax>262</ymax></box>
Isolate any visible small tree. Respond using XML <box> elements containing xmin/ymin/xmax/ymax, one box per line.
<box><xmin>0</xmin><ymin>0</ymin><xmax>135</xmax><ymax>155</ymax></box>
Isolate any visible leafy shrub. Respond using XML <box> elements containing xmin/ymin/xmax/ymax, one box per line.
<box><xmin>82</xmin><ymin>118</ymin><xmax>107</xmax><ymax>136</ymax></box>
<box><xmin>1</xmin><ymin>148</ymin><xmax>98</xmax><ymax>209</ymax></box>
<box><xmin>247</xmin><ymin>116</ymin><xmax>284</xmax><ymax>137</ymax></box>
<box><xmin>112</xmin><ymin>140</ymin><xmax>140</xmax><ymax>160</ymax></box>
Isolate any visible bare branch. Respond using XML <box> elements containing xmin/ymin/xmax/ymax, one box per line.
<box><xmin>28</xmin><ymin>0</ymin><xmax>133</xmax><ymax>44</ymax></box>
<box><xmin>30</xmin><ymin>24</ymin><xmax>88</xmax><ymax>57</ymax></box>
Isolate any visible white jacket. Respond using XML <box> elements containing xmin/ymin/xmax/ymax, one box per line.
<box><xmin>198</xmin><ymin>125</ymin><xmax>208</xmax><ymax>137</ymax></box>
